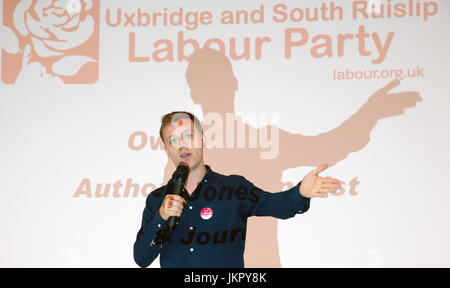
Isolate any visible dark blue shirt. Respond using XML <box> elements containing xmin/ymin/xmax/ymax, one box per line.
<box><xmin>133</xmin><ymin>165</ymin><xmax>310</xmax><ymax>268</ymax></box>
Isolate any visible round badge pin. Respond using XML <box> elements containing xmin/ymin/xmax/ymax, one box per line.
<box><xmin>200</xmin><ymin>207</ymin><xmax>213</xmax><ymax>220</ymax></box>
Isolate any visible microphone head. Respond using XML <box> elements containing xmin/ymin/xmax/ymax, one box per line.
<box><xmin>173</xmin><ymin>162</ymin><xmax>190</xmax><ymax>181</ymax></box>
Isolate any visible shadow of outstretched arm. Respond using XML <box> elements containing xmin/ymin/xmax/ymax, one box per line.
<box><xmin>279</xmin><ymin>80</ymin><xmax>422</xmax><ymax>169</ymax></box>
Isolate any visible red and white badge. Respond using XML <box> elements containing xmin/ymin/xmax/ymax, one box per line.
<box><xmin>200</xmin><ymin>207</ymin><xmax>213</xmax><ymax>220</ymax></box>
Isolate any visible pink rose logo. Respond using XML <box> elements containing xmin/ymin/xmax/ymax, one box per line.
<box><xmin>1</xmin><ymin>0</ymin><xmax>100</xmax><ymax>84</ymax></box>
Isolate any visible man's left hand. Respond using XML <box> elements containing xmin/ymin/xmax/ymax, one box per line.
<box><xmin>299</xmin><ymin>164</ymin><xmax>342</xmax><ymax>198</ymax></box>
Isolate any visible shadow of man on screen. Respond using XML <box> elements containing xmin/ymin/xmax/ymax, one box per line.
<box><xmin>162</xmin><ymin>48</ymin><xmax>422</xmax><ymax>267</ymax></box>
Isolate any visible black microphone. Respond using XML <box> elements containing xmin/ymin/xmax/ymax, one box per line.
<box><xmin>168</xmin><ymin>162</ymin><xmax>190</xmax><ymax>230</ymax></box>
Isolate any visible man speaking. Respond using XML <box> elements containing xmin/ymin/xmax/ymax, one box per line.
<box><xmin>133</xmin><ymin>111</ymin><xmax>342</xmax><ymax>268</ymax></box>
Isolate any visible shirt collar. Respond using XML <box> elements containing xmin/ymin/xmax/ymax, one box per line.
<box><xmin>169</xmin><ymin>164</ymin><xmax>213</xmax><ymax>184</ymax></box>
<box><xmin>204</xmin><ymin>164</ymin><xmax>212</xmax><ymax>177</ymax></box>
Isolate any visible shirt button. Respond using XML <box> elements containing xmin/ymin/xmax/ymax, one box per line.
<box><xmin>157</xmin><ymin>224</ymin><xmax>161</xmax><ymax>228</ymax></box>
<box><xmin>190</xmin><ymin>226</ymin><xmax>194</xmax><ymax>231</ymax></box>
<box><xmin>189</xmin><ymin>206</ymin><xmax>193</xmax><ymax>210</ymax></box>
<box><xmin>205</xmin><ymin>179</ymin><xmax>207</xmax><ymax>183</ymax></box>
<box><xmin>190</xmin><ymin>248</ymin><xmax>194</xmax><ymax>252</ymax></box>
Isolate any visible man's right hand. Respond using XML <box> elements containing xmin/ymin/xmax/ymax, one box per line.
<box><xmin>159</xmin><ymin>195</ymin><xmax>187</xmax><ymax>221</ymax></box>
